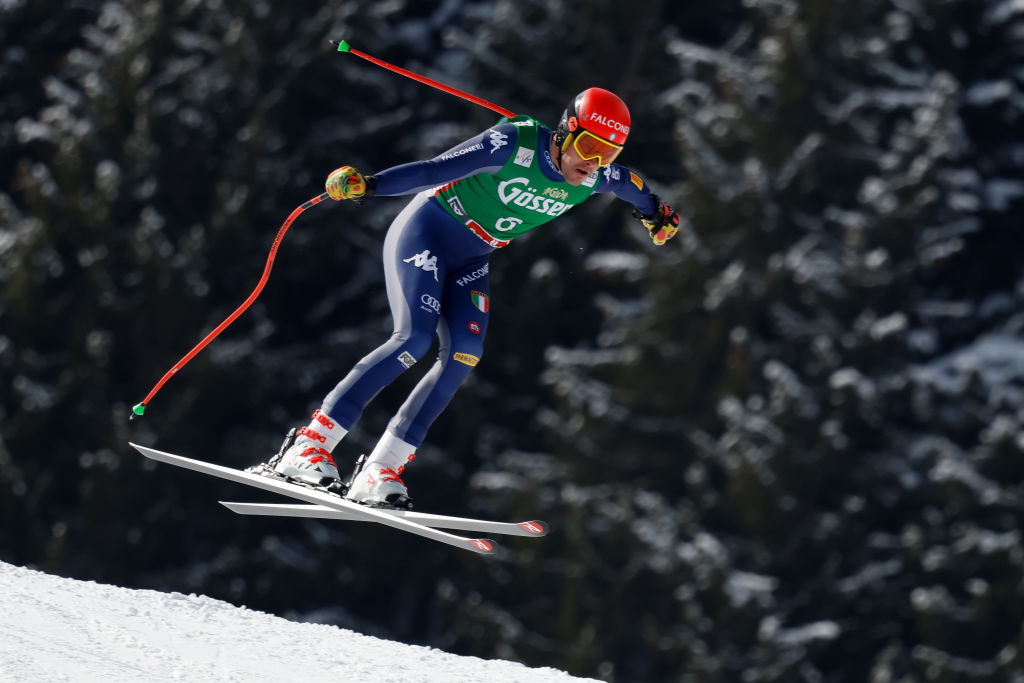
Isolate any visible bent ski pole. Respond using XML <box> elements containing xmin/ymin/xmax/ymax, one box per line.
<box><xmin>331</xmin><ymin>39</ymin><xmax>516</xmax><ymax>118</ymax></box>
<box><xmin>131</xmin><ymin>192</ymin><xmax>330</xmax><ymax>419</ymax></box>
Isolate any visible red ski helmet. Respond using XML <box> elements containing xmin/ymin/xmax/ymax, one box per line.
<box><xmin>555</xmin><ymin>87</ymin><xmax>631</xmax><ymax>165</ymax></box>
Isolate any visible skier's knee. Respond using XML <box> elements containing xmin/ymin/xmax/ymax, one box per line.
<box><xmin>398</xmin><ymin>329</ymin><xmax>433</xmax><ymax>365</ymax></box>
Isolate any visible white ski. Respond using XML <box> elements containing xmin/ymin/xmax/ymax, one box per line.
<box><xmin>218</xmin><ymin>501</ymin><xmax>548</xmax><ymax>538</ymax></box>
<box><xmin>129</xmin><ymin>443</ymin><xmax>496</xmax><ymax>554</ymax></box>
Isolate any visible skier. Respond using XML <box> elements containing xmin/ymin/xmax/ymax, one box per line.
<box><xmin>263</xmin><ymin>87</ymin><xmax>679</xmax><ymax>508</ymax></box>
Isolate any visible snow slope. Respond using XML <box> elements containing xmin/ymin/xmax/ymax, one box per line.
<box><xmin>0</xmin><ymin>561</ymin><xmax>597</xmax><ymax>683</ymax></box>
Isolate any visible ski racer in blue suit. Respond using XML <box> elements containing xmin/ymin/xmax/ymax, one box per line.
<box><xmin>265</xmin><ymin>88</ymin><xmax>680</xmax><ymax>508</ymax></box>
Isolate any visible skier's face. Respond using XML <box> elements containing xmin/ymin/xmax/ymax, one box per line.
<box><xmin>557</xmin><ymin>140</ymin><xmax>601</xmax><ymax>185</ymax></box>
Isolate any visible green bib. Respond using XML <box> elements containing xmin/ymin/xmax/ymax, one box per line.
<box><xmin>434</xmin><ymin>115</ymin><xmax>597</xmax><ymax>243</ymax></box>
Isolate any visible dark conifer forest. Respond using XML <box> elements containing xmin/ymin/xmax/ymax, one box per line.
<box><xmin>2</xmin><ymin>1</ymin><xmax>1023</xmax><ymax>681</ymax></box>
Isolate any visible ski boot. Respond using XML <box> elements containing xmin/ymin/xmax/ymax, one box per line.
<box><xmin>346</xmin><ymin>431</ymin><xmax>416</xmax><ymax>509</ymax></box>
<box><xmin>265</xmin><ymin>410</ymin><xmax>347</xmax><ymax>492</ymax></box>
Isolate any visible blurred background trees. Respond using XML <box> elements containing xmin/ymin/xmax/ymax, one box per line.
<box><xmin>2</xmin><ymin>1</ymin><xmax>1023</xmax><ymax>681</ymax></box>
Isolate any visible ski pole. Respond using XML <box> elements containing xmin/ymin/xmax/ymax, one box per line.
<box><xmin>133</xmin><ymin>42</ymin><xmax>510</xmax><ymax>420</ymax></box>
<box><xmin>331</xmin><ymin>40</ymin><xmax>517</xmax><ymax>118</ymax></box>
<box><xmin>131</xmin><ymin>192</ymin><xmax>330</xmax><ymax>419</ymax></box>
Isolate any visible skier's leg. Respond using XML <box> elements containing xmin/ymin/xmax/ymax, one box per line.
<box><xmin>274</xmin><ymin>194</ymin><xmax>442</xmax><ymax>484</ymax></box>
<box><xmin>320</xmin><ymin>194</ymin><xmax>445</xmax><ymax>429</ymax></box>
<box><xmin>347</xmin><ymin>257</ymin><xmax>492</xmax><ymax>507</ymax></box>
<box><xmin>389</xmin><ymin>257</ymin><xmax>492</xmax><ymax>446</ymax></box>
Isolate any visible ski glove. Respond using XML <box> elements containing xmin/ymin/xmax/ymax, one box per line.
<box><xmin>325</xmin><ymin>166</ymin><xmax>377</xmax><ymax>203</ymax></box>
<box><xmin>633</xmin><ymin>195</ymin><xmax>680</xmax><ymax>246</ymax></box>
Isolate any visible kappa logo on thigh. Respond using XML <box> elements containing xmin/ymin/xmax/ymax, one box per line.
<box><xmin>404</xmin><ymin>250</ymin><xmax>439</xmax><ymax>282</ymax></box>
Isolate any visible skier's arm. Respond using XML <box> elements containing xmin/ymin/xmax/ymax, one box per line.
<box><xmin>324</xmin><ymin>124</ymin><xmax>519</xmax><ymax>202</ymax></box>
<box><xmin>374</xmin><ymin>124</ymin><xmax>517</xmax><ymax>194</ymax></box>
<box><xmin>594</xmin><ymin>165</ymin><xmax>680</xmax><ymax>246</ymax></box>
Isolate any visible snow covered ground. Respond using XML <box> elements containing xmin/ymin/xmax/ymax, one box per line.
<box><xmin>0</xmin><ymin>561</ymin><xmax>597</xmax><ymax>682</ymax></box>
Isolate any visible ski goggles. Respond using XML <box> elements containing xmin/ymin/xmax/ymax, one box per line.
<box><xmin>570</xmin><ymin>129</ymin><xmax>624</xmax><ymax>166</ymax></box>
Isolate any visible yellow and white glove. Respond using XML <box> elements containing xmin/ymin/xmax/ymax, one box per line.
<box><xmin>325</xmin><ymin>166</ymin><xmax>376</xmax><ymax>202</ymax></box>
<box><xmin>634</xmin><ymin>195</ymin><xmax>680</xmax><ymax>246</ymax></box>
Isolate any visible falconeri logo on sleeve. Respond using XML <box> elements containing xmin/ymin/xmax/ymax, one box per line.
<box><xmin>440</xmin><ymin>142</ymin><xmax>484</xmax><ymax>160</ymax></box>
<box><xmin>470</xmin><ymin>291</ymin><xmax>489</xmax><ymax>313</ymax></box>
<box><xmin>453</xmin><ymin>352</ymin><xmax>480</xmax><ymax>366</ymax></box>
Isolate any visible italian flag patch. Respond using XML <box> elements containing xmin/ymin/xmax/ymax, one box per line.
<box><xmin>471</xmin><ymin>291</ymin><xmax>489</xmax><ymax>313</ymax></box>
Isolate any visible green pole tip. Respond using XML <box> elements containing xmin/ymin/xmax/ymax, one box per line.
<box><xmin>132</xmin><ymin>403</ymin><xmax>146</xmax><ymax>417</ymax></box>
<box><xmin>335</xmin><ymin>39</ymin><xmax>351</xmax><ymax>53</ymax></box>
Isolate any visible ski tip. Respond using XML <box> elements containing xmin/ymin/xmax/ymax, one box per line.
<box><xmin>128</xmin><ymin>442</ymin><xmax>171</xmax><ymax>463</ymax></box>
<box><xmin>470</xmin><ymin>539</ymin><xmax>497</xmax><ymax>554</ymax></box>
<box><xmin>128</xmin><ymin>442</ymin><xmax>153</xmax><ymax>458</ymax></box>
<box><xmin>519</xmin><ymin>521</ymin><xmax>549</xmax><ymax>537</ymax></box>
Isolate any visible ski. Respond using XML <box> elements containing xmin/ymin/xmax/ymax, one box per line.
<box><xmin>218</xmin><ymin>501</ymin><xmax>548</xmax><ymax>538</ymax></box>
<box><xmin>129</xmin><ymin>443</ymin><xmax>496</xmax><ymax>554</ymax></box>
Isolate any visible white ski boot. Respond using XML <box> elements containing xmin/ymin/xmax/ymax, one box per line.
<box><xmin>272</xmin><ymin>409</ymin><xmax>347</xmax><ymax>487</ymax></box>
<box><xmin>346</xmin><ymin>430</ymin><xmax>416</xmax><ymax>509</ymax></box>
